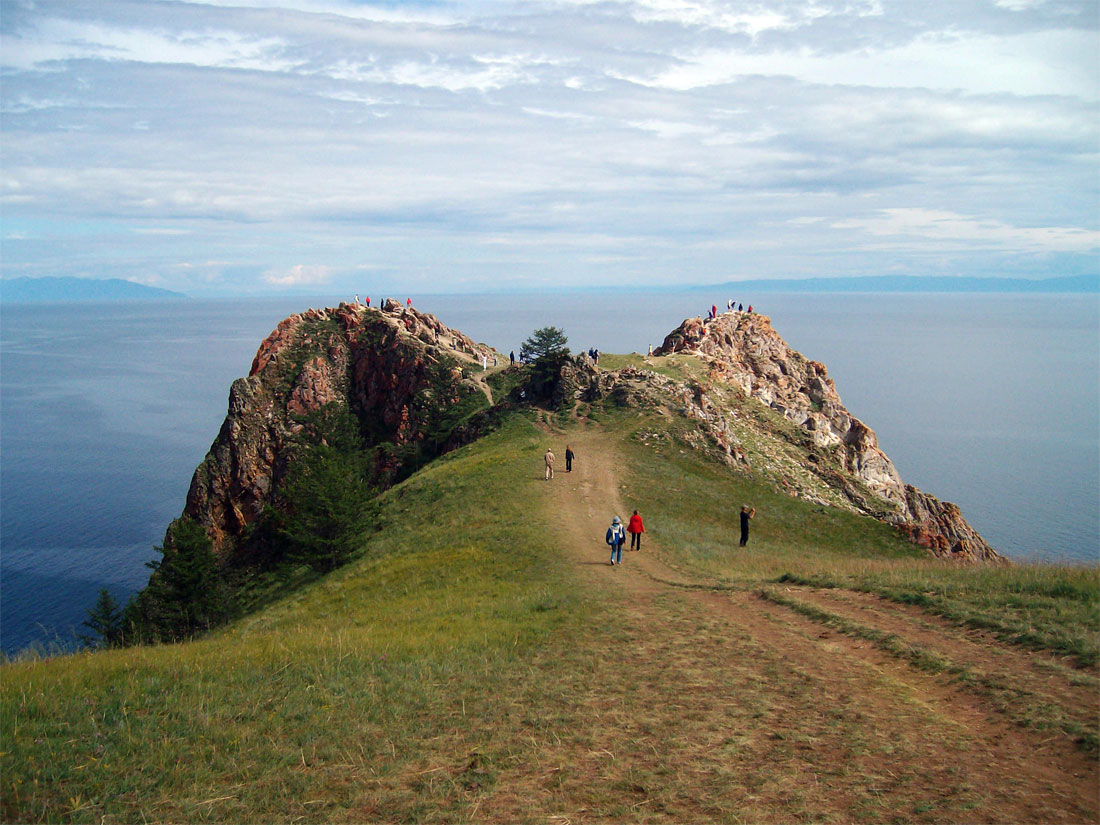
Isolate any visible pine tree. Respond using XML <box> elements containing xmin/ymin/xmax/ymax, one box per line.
<box><xmin>278</xmin><ymin>444</ymin><xmax>375</xmax><ymax>572</ymax></box>
<box><xmin>519</xmin><ymin>326</ymin><xmax>569</xmax><ymax>363</ymax></box>
<box><xmin>276</xmin><ymin>402</ymin><xmax>376</xmax><ymax>573</ymax></box>
<box><xmin>141</xmin><ymin>517</ymin><xmax>227</xmax><ymax>641</ymax></box>
<box><xmin>79</xmin><ymin>588</ymin><xmax>123</xmax><ymax>648</ymax></box>
<box><xmin>519</xmin><ymin>326</ymin><xmax>572</xmax><ymax>400</ymax></box>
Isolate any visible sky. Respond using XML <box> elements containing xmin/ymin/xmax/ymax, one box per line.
<box><xmin>1</xmin><ymin>0</ymin><xmax>1098</xmax><ymax>296</ymax></box>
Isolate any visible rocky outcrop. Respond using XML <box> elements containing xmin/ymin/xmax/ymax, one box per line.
<box><xmin>183</xmin><ymin>300</ymin><xmax>999</xmax><ymax>565</ymax></box>
<box><xmin>652</xmin><ymin>311</ymin><xmax>1000</xmax><ymax>562</ymax></box>
<box><xmin>184</xmin><ymin>302</ymin><xmax>498</xmax><ymax>558</ymax></box>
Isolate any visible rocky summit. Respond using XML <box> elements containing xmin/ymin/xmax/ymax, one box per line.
<box><xmin>181</xmin><ymin>302</ymin><xmax>1000</xmax><ymax>565</ymax></box>
<box><xmin>653</xmin><ymin>311</ymin><xmax>1000</xmax><ymax>562</ymax></box>
<box><xmin>184</xmin><ymin>300</ymin><xmax>500</xmax><ymax>557</ymax></box>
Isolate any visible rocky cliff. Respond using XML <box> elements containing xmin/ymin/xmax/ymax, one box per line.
<box><xmin>182</xmin><ymin>302</ymin><xmax>1000</xmax><ymax>565</ymax></box>
<box><xmin>184</xmin><ymin>300</ymin><xmax>499</xmax><ymax>557</ymax></box>
<box><xmin>650</xmin><ymin>311</ymin><xmax>1000</xmax><ymax>561</ymax></box>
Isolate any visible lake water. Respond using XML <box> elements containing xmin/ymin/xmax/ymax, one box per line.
<box><xmin>2</xmin><ymin>292</ymin><xmax>1097</xmax><ymax>654</ymax></box>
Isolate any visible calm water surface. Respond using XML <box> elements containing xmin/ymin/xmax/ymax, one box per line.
<box><xmin>2</xmin><ymin>292</ymin><xmax>1097</xmax><ymax>653</ymax></box>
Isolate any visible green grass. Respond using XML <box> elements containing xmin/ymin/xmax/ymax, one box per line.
<box><xmin>773</xmin><ymin>565</ymin><xmax>1100</xmax><ymax>669</ymax></box>
<box><xmin>3</xmin><ymin>396</ymin><xmax>1097</xmax><ymax>823</ymax></box>
<box><xmin>1</xmin><ymin>416</ymin><xmax>594</xmax><ymax>823</ymax></box>
<box><xmin>759</xmin><ymin>587</ymin><xmax>1098</xmax><ymax>752</ymax></box>
<box><xmin>609</xmin><ymin>409</ymin><xmax>924</xmax><ymax>575</ymax></box>
<box><xmin>601</xmin><ymin>407</ymin><xmax>1099</xmax><ymax>669</ymax></box>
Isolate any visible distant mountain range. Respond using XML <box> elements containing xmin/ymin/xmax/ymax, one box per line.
<box><xmin>0</xmin><ymin>277</ymin><xmax>186</xmax><ymax>303</ymax></box>
<box><xmin>702</xmin><ymin>274</ymin><xmax>1098</xmax><ymax>294</ymax></box>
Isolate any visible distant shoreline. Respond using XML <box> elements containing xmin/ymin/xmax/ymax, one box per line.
<box><xmin>0</xmin><ymin>276</ymin><xmax>186</xmax><ymax>304</ymax></box>
<box><xmin>1</xmin><ymin>273</ymin><xmax>1095</xmax><ymax>304</ymax></box>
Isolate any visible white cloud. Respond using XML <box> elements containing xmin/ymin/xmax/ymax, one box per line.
<box><xmin>0</xmin><ymin>19</ymin><xmax>301</xmax><ymax>73</ymax></box>
<box><xmin>646</xmin><ymin>30</ymin><xmax>1099</xmax><ymax>100</ymax></box>
<box><xmin>263</xmin><ymin>264</ymin><xmax>333</xmax><ymax>287</ymax></box>
<box><xmin>1</xmin><ymin>0</ymin><xmax>1096</xmax><ymax>293</ymax></box>
<box><xmin>833</xmin><ymin>209</ymin><xmax>1100</xmax><ymax>252</ymax></box>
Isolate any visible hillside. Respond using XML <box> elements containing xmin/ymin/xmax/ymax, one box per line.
<box><xmin>2</xmin><ymin>305</ymin><xmax>1097</xmax><ymax>823</ymax></box>
<box><xmin>180</xmin><ymin>301</ymin><xmax>998</xmax><ymax>566</ymax></box>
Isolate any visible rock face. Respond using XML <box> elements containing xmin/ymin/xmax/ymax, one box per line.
<box><xmin>652</xmin><ymin>312</ymin><xmax>1001</xmax><ymax>561</ymax></box>
<box><xmin>182</xmin><ymin>301</ymin><xmax>1000</xmax><ymax>565</ymax></box>
<box><xmin>184</xmin><ymin>302</ymin><xmax>497</xmax><ymax>558</ymax></box>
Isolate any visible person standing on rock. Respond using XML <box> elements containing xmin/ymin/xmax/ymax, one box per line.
<box><xmin>510</xmin><ymin>350</ymin><xmax>515</xmax><ymax>366</ymax></box>
<box><xmin>627</xmin><ymin>510</ymin><xmax>645</xmax><ymax>551</ymax></box>
<box><xmin>544</xmin><ymin>448</ymin><xmax>555</xmax><ymax>481</ymax></box>
<box><xmin>739</xmin><ymin>505</ymin><xmax>756</xmax><ymax>547</ymax></box>
<box><xmin>606</xmin><ymin>516</ymin><xmax>626</xmax><ymax>565</ymax></box>
<box><xmin>565</xmin><ymin>445</ymin><xmax>574</xmax><ymax>472</ymax></box>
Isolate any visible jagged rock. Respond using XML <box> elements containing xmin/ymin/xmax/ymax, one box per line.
<box><xmin>183</xmin><ymin>304</ymin><xmax>497</xmax><ymax>558</ymax></box>
<box><xmin>182</xmin><ymin>302</ymin><xmax>1000</xmax><ymax>566</ymax></box>
<box><xmin>654</xmin><ymin>311</ymin><xmax>1001</xmax><ymax>562</ymax></box>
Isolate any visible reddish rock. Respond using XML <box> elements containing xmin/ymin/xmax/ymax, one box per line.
<box><xmin>655</xmin><ymin>311</ymin><xmax>1001</xmax><ymax>562</ymax></box>
<box><xmin>183</xmin><ymin>305</ymin><xmax>495</xmax><ymax>559</ymax></box>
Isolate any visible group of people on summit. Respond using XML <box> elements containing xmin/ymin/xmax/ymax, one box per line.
<box><xmin>708</xmin><ymin>299</ymin><xmax>752</xmax><ymax>320</ymax></box>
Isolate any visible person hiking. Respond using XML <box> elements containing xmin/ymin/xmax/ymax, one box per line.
<box><xmin>606</xmin><ymin>516</ymin><xmax>626</xmax><ymax>565</ymax></box>
<box><xmin>627</xmin><ymin>510</ymin><xmax>645</xmax><ymax>551</ymax></box>
<box><xmin>739</xmin><ymin>504</ymin><xmax>756</xmax><ymax>547</ymax></box>
<box><xmin>565</xmin><ymin>445</ymin><xmax>574</xmax><ymax>472</ymax></box>
<box><xmin>509</xmin><ymin>350</ymin><xmax>515</xmax><ymax>365</ymax></box>
<box><xmin>544</xmin><ymin>448</ymin><xmax>555</xmax><ymax>481</ymax></box>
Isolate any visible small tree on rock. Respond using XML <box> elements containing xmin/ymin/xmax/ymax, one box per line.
<box><xmin>519</xmin><ymin>327</ymin><xmax>572</xmax><ymax>403</ymax></box>
<box><xmin>519</xmin><ymin>327</ymin><xmax>569</xmax><ymax>363</ymax></box>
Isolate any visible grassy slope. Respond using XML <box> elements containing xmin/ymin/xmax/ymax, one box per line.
<box><xmin>607</xmin><ymin>407</ymin><xmax>1099</xmax><ymax>668</ymax></box>
<box><xmin>3</xmin><ymin>416</ymin><xmax>590</xmax><ymax>823</ymax></box>
<box><xmin>3</xmin><ymin>404</ymin><xmax>1097</xmax><ymax>823</ymax></box>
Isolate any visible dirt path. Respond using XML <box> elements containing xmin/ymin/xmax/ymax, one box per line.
<box><xmin>521</xmin><ymin>419</ymin><xmax>1099</xmax><ymax>823</ymax></box>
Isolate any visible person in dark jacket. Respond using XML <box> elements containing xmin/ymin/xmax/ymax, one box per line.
<box><xmin>739</xmin><ymin>505</ymin><xmax>756</xmax><ymax>547</ymax></box>
<box><xmin>565</xmin><ymin>445</ymin><xmax>575</xmax><ymax>472</ymax></box>
<box><xmin>627</xmin><ymin>510</ymin><xmax>645</xmax><ymax>551</ymax></box>
<box><xmin>606</xmin><ymin>516</ymin><xmax>626</xmax><ymax>565</ymax></box>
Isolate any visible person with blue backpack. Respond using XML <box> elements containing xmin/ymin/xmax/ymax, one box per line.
<box><xmin>606</xmin><ymin>515</ymin><xmax>626</xmax><ymax>565</ymax></box>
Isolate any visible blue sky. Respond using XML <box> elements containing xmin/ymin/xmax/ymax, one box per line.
<box><xmin>1</xmin><ymin>0</ymin><xmax>1097</xmax><ymax>296</ymax></box>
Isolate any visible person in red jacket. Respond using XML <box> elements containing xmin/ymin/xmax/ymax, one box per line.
<box><xmin>627</xmin><ymin>509</ymin><xmax>645</xmax><ymax>551</ymax></box>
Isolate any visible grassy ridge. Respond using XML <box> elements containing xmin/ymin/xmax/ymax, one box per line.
<box><xmin>2</xmin><ymin>415</ymin><xmax>591</xmax><ymax>823</ymax></box>
<box><xmin>3</xmin><ymin>404</ymin><xmax>1097</xmax><ymax>822</ymax></box>
<box><xmin>610</xmin><ymin>408</ymin><xmax>1100</xmax><ymax>668</ymax></box>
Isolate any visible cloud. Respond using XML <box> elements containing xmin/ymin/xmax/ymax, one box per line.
<box><xmin>833</xmin><ymin>209</ymin><xmax>1100</xmax><ymax>252</ymax></box>
<box><xmin>0</xmin><ymin>0</ymin><xmax>1096</xmax><ymax>294</ymax></box>
<box><xmin>0</xmin><ymin>18</ymin><xmax>302</xmax><ymax>74</ymax></box>
<box><xmin>262</xmin><ymin>264</ymin><xmax>333</xmax><ymax>286</ymax></box>
<box><xmin>643</xmin><ymin>29</ymin><xmax>1099</xmax><ymax>100</ymax></box>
